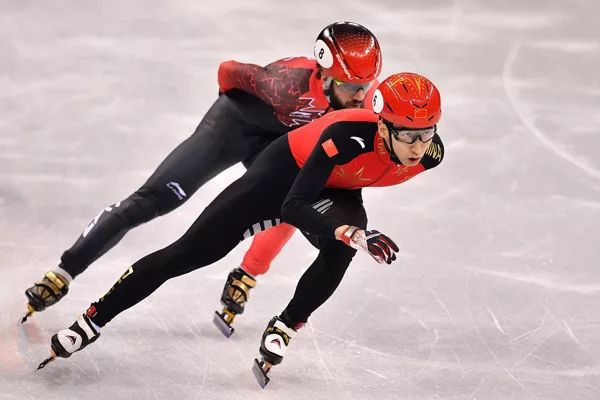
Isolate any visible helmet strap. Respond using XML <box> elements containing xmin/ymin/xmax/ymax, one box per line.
<box><xmin>381</xmin><ymin>129</ymin><xmax>402</xmax><ymax>165</ymax></box>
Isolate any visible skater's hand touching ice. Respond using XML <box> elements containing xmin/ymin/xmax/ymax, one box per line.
<box><xmin>335</xmin><ymin>225</ymin><xmax>399</xmax><ymax>264</ymax></box>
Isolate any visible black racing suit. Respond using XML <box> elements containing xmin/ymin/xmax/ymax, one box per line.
<box><xmin>86</xmin><ymin>109</ymin><xmax>444</xmax><ymax>327</ymax></box>
<box><xmin>59</xmin><ymin>57</ymin><xmax>334</xmax><ymax>278</ymax></box>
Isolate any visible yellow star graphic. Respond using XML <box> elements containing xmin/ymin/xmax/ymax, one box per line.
<box><xmin>353</xmin><ymin>166</ymin><xmax>372</xmax><ymax>182</ymax></box>
<box><xmin>394</xmin><ymin>165</ymin><xmax>410</xmax><ymax>176</ymax></box>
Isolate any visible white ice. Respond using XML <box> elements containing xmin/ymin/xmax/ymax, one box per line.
<box><xmin>1</xmin><ymin>1</ymin><xmax>600</xmax><ymax>399</ymax></box>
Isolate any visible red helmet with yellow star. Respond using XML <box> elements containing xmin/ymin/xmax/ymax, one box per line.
<box><xmin>372</xmin><ymin>72</ymin><xmax>441</xmax><ymax>128</ymax></box>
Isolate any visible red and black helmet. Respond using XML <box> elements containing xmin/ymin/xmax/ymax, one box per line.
<box><xmin>313</xmin><ymin>21</ymin><xmax>382</xmax><ymax>83</ymax></box>
<box><xmin>372</xmin><ymin>72</ymin><xmax>442</xmax><ymax>128</ymax></box>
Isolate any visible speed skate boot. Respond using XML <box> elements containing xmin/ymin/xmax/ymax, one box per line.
<box><xmin>252</xmin><ymin>315</ymin><xmax>298</xmax><ymax>388</ymax></box>
<box><xmin>22</xmin><ymin>270</ymin><xmax>70</xmax><ymax>323</ymax></box>
<box><xmin>213</xmin><ymin>267</ymin><xmax>256</xmax><ymax>337</ymax></box>
<box><xmin>37</xmin><ymin>313</ymin><xmax>101</xmax><ymax>370</ymax></box>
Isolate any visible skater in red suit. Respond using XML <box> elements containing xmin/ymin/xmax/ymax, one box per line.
<box><xmin>22</xmin><ymin>22</ymin><xmax>382</xmax><ymax>330</ymax></box>
<box><xmin>41</xmin><ymin>72</ymin><xmax>445</xmax><ymax>388</ymax></box>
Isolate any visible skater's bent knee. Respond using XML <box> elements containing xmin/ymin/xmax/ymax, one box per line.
<box><xmin>119</xmin><ymin>190</ymin><xmax>169</xmax><ymax>225</ymax></box>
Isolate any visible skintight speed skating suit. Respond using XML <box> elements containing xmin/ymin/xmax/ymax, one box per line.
<box><xmin>85</xmin><ymin>108</ymin><xmax>444</xmax><ymax>328</ymax></box>
<box><xmin>58</xmin><ymin>57</ymin><xmax>375</xmax><ymax>280</ymax></box>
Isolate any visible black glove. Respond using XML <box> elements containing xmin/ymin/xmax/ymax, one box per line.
<box><xmin>340</xmin><ymin>226</ymin><xmax>399</xmax><ymax>264</ymax></box>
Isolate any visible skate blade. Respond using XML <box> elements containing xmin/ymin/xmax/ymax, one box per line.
<box><xmin>213</xmin><ymin>311</ymin><xmax>235</xmax><ymax>338</ymax></box>
<box><xmin>36</xmin><ymin>351</ymin><xmax>56</xmax><ymax>371</ymax></box>
<box><xmin>21</xmin><ymin>304</ymin><xmax>35</xmax><ymax>324</ymax></box>
<box><xmin>252</xmin><ymin>358</ymin><xmax>271</xmax><ymax>389</ymax></box>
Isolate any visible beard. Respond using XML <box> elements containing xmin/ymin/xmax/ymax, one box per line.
<box><xmin>330</xmin><ymin>90</ymin><xmax>364</xmax><ymax>110</ymax></box>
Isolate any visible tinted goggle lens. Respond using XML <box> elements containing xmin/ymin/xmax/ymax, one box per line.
<box><xmin>332</xmin><ymin>78</ymin><xmax>372</xmax><ymax>92</ymax></box>
<box><xmin>385</xmin><ymin>121</ymin><xmax>437</xmax><ymax>144</ymax></box>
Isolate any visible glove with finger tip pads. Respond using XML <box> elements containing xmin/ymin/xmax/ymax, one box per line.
<box><xmin>340</xmin><ymin>226</ymin><xmax>399</xmax><ymax>264</ymax></box>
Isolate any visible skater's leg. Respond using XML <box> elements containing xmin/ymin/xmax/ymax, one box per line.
<box><xmin>255</xmin><ymin>239</ymin><xmax>357</xmax><ymax>366</ymax></box>
<box><xmin>255</xmin><ymin>189</ymin><xmax>367</xmax><ymax>374</ymax></box>
<box><xmin>240</xmin><ymin>223</ymin><xmax>297</xmax><ymax>276</ymax></box>
<box><xmin>87</xmin><ymin>175</ymin><xmax>288</xmax><ymax>327</ymax></box>
<box><xmin>214</xmin><ymin>223</ymin><xmax>296</xmax><ymax>336</ymax></box>
<box><xmin>284</xmin><ymin>189</ymin><xmax>367</xmax><ymax>322</ymax></box>
<box><xmin>83</xmin><ymin>143</ymin><xmax>300</xmax><ymax>328</ymax></box>
<box><xmin>284</xmin><ymin>238</ymin><xmax>360</xmax><ymax>324</ymax></box>
<box><xmin>60</xmin><ymin>95</ymin><xmax>259</xmax><ymax>279</ymax></box>
<box><xmin>213</xmin><ymin>105</ymin><xmax>294</xmax><ymax>329</ymax></box>
<box><xmin>88</xmin><ymin>232</ymin><xmax>236</xmax><ymax>327</ymax></box>
<box><xmin>251</xmin><ymin>238</ymin><xmax>359</xmax><ymax>386</ymax></box>
<box><xmin>23</xmin><ymin>95</ymin><xmax>274</xmax><ymax>319</ymax></box>
<box><xmin>45</xmin><ymin>132</ymin><xmax>299</xmax><ymax>362</ymax></box>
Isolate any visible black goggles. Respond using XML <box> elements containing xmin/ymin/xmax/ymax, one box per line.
<box><xmin>332</xmin><ymin>78</ymin><xmax>373</xmax><ymax>92</ymax></box>
<box><xmin>383</xmin><ymin>120</ymin><xmax>437</xmax><ymax>144</ymax></box>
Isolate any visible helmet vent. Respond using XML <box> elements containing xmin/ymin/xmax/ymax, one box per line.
<box><xmin>316</xmin><ymin>22</ymin><xmax>381</xmax><ymax>83</ymax></box>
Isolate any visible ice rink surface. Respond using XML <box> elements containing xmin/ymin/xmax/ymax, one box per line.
<box><xmin>1</xmin><ymin>1</ymin><xmax>599</xmax><ymax>399</ymax></box>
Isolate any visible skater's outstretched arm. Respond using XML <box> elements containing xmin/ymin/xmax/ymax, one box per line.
<box><xmin>281</xmin><ymin>120</ymin><xmax>374</xmax><ymax>237</ymax></box>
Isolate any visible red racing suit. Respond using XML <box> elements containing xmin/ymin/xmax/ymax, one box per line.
<box><xmin>219</xmin><ymin>57</ymin><xmax>378</xmax><ymax>275</ymax></box>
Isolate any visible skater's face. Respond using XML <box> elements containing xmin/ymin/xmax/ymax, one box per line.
<box><xmin>377</xmin><ymin>120</ymin><xmax>434</xmax><ymax>166</ymax></box>
<box><xmin>324</xmin><ymin>75</ymin><xmax>372</xmax><ymax>109</ymax></box>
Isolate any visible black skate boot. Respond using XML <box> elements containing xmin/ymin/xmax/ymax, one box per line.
<box><xmin>37</xmin><ymin>314</ymin><xmax>101</xmax><ymax>370</ymax></box>
<box><xmin>252</xmin><ymin>315</ymin><xmax>298</xmax><ymax>388</ymax></box>
<box><xmin>22</xmin><ymin>271</ymin><xmax>70</xmax><ymax>323</ymax></box>
<box><xmin>213</xmin><ymin>267</ymin><xmax>256</xmax><ymax>338</ymax></box>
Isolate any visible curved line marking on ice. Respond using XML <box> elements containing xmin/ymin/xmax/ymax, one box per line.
<box><xmin>502</xmin><ymin>39</ymin><xmax>600</xmax><ymax>181</ymax></box>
